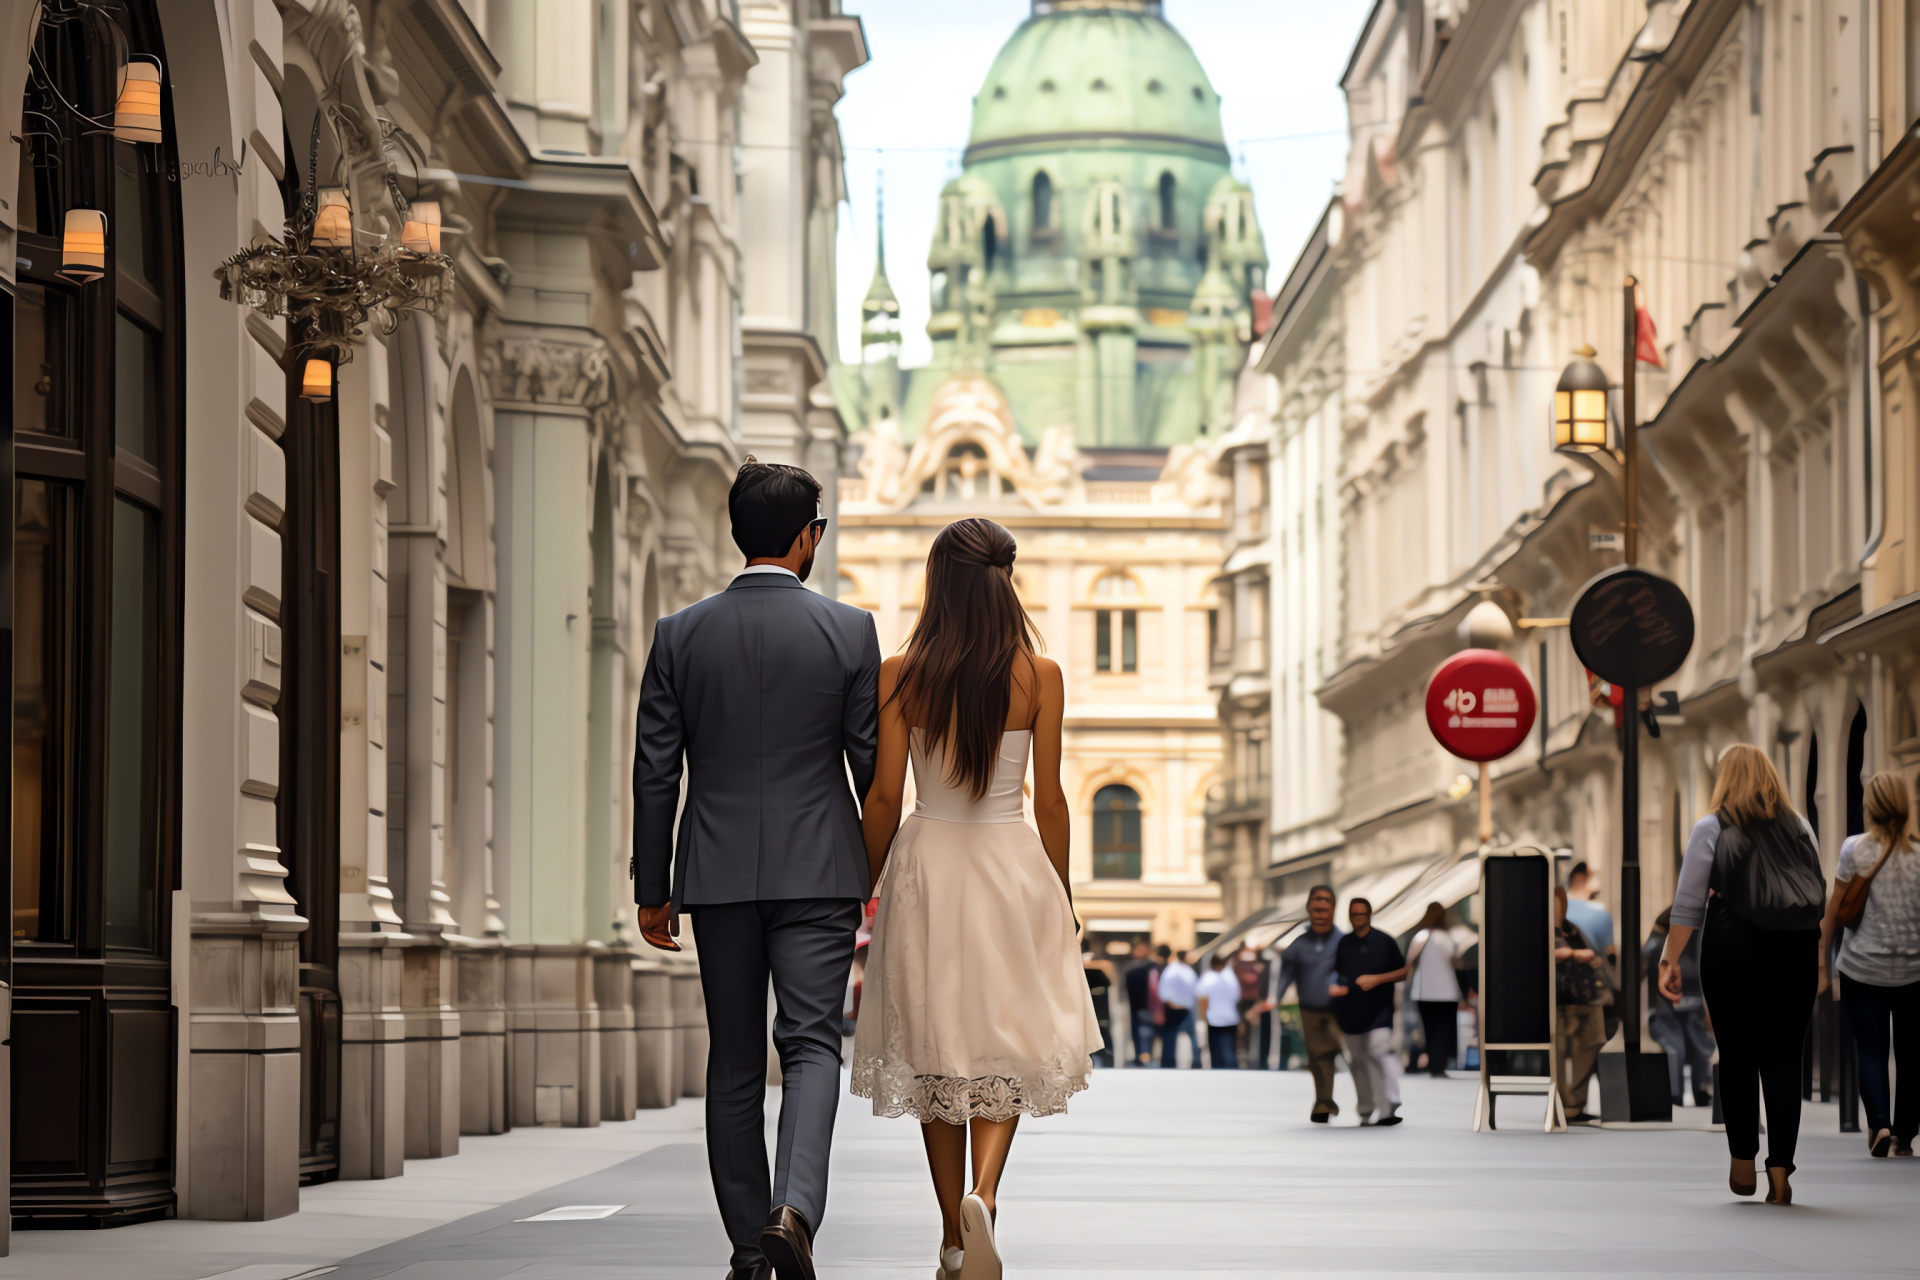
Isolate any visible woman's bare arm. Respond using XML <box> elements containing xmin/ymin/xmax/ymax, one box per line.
<box><xmin>861</xmin><ymin>656</ymin><xmax>911</xmax><ymax>886</ymax></box>
<box><xmin>1030</xmin><ymin>657</ymin><xmax>1071</xmax><ymax>891</ymax></box>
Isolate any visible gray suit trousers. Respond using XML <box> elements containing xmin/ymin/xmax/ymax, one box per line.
<box><xmin>691</xmin><ymin>898</ymin><xmax>862</xmax><ymax>1273</ymax></box>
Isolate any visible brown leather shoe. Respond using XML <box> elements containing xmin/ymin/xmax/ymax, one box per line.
<box><xmin>760</xmin><ymin>1205</ymin><xmax>815</xmax><ymax>1280</ymax></box>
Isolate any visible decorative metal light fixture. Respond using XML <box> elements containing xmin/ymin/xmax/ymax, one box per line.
<box><xmin>1553</xmin><ymin>344</ymin><xmax>1612</xmax><ymax>454</ymax></box>
<box><xmin>214</xmin><ymin>121</ymin><xmax>453</xmax><ymax>367</ymax></box>
<box><xmin>61</xmin><ymin>208</ymin><xmax>108</xmax><ymax>281</ymax></box>
<box><xmin>113</xmin><ymin>56</ymin><xmax>164</xmax><ymax>143</ymax></box>
<box><xmin>300</xmin><ymin>358</ymin><xmax>334</xmax><ymax>402</ymax></box>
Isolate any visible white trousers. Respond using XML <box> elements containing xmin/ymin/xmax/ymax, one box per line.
<box><xmin>1343</xmin><ymin>1027</ymin><xmax>1402</xmax><ymax>1118</ymax></box>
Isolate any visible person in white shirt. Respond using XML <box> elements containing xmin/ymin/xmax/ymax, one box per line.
<box><xmin>1156</xmin><ymin>950</ymin><xmax>1200</xmax><ymax>1069</ymax></box>
<box><xmin>1405</xmin><ymin>903</ymin><xmax>1463</xmax><ymax>1077</ymax></box>
<box><xmin>1196</xmin><ymin>954</ymin><xmax>1245</xmax><ymax>1069</ymax></box>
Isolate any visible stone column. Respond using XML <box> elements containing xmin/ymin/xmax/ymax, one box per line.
<box><xmin>401</xmin><ymin>940</ymin><xmax>460</xmax><ymax>1157</ymax></box>
<box><xmin>454</xmin><ymin>938</ymin><xmax>510</xmax><ymax>1134</ymax></box>
<box><xmin>632</xmin><ymin>957</ymin><xmax>677</xmax><ymax>1108</ymax></box>
<box><xmin>337</xmin><ymin>934</ymin><xmax>406</xmax><ymax>1179</ymax></box>
<box><xmin>595</xmin><ymin>942</ymin><xmax>638</xmax><ymax>1120</ymax></box>
<box><xmin>506</xmin><ymin>944</ymin><xmax>602</xmax><ymax>1127</ymax></box>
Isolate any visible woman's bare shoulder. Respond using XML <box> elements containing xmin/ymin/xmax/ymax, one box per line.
<box><xmin>1030</xmin><ymin>655</ymin><xmax>1064</xmax><ymax>685</ymax></box>
<box><xmin>880</xmin><ymin>653</ymin><xmax>908</xmax><ymax>675</ymax></box>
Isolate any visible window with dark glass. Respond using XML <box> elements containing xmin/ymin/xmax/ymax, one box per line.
<box><xmin>1092</xmin><ymin>785</ymin><xmax>1143</xmax><ymax>880</ymax></box>
<box><xmin>1093</xmin><ymin>573</ymin><xmax>1140</xmax><ymax>673</ymax></box>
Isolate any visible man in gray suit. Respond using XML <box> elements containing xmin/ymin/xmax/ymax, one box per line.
<box><xmin>633</xmin><ymin>459</ymin><xmax>880</xmax><ymax>1280</ymax></box>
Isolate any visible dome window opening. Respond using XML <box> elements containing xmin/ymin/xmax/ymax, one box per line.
<box><xmin>1032</xmin><ymin>172</ymin><xmax>1054</xmax><ymax>241</ymax></box>
<box><xmin>1158</xmin><ymin>172</ymin><xmax>1178</xmax><ymax>234</ymax></box>
<box><xmin>1091</xmin><ymin>78</ymin><xmax>1110</xmax><ymax>91</ymax></box>
<box><xmin>993</xmin><ymin>85</ymin><xmax>1008</xmax><ymax>99</ymax></box>
<box><xmin>1041</xmin><ymin>78</ymin><xmax>1057</xmax><ymax>92</ymax></box>
<box><xmin>942</xmin><ymin>441</ymin><xmax>997</xmax><ymax>501</ymax></box>
<box><xmin>983</xmin><ymin>218</ymin><xmax>998</xmax><ymax>272</ymax></box>
<box><xmin>1147</xmin><ymin>78</ymin><xmax>1165</xmax><ymax>94</ymax></box>
<box><xmin>1192</xmin><ymin>85</ymin><xmax>1205</xmax><ymax>101</ymax></box>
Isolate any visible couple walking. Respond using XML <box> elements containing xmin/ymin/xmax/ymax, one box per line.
<box><xmin>632</xmin><ymin>459</ymin><xmax>1101</xmax><ymax>1280</ymax></box>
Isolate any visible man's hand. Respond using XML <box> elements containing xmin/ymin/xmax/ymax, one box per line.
<box><xmin>1571</xmin><ymin>948</ymin><xmax>1596</xmax><ymax>965</ymax></box>
<box><xmin>1356</xmin><ymin>974</ymin><xmax>1381</xmax><ymax>992</ymax></box>
<box><xmin>639</xmin><ymin>903</ymin><xmax>682</xmax><ymax>952</ymax></box>
<box><xmin>1327</xmin><ymin>983</ymin><xmax>1349</xmax><ymax>998</ymax></box>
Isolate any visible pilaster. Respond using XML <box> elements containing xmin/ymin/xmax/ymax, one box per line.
<box><xmin>454</xmin><ymin>938</ymin><xmax>509</xmax><ymax>1134</ymax></box>
<box><xmin>631</xmin><ymin>957</ymin><xmax>678</xmax><ymax>1108</ymax></box>
<box><xmin>338</xmin><ymin>933</ymin><xmax>408</xmax><ymax>1178</ymax></box>
<box><xmin>400</xmin><ymin>939</ymin><xmax>460</xmax><ymax>1158</ymax></box>
<box><xmin>593</xmin><ymin>943</ymin><xmax>638</xmax><ymax>1120</ymax></box>
<box><xmin>506</xmin><ymin>944</ymin><xmax>602</xmax><ymax>1127</ymax></box>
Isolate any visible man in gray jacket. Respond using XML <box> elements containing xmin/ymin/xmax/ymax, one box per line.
<box><xmin>634</xmin><ymin>459</ymin><xmax>881</xmax><ymax>1280</ymax></box>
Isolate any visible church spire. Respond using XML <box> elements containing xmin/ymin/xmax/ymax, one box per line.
<box><xmin>861</xmin><ymin>168</ymin><xmax>900</xmax><ymax>352</ymax></box>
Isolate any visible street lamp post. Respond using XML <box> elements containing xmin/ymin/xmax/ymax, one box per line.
<box><xmin>1553</xmin><ymin>278</ymin><xmax>1654</xmax><ymax>1074</ymax></box>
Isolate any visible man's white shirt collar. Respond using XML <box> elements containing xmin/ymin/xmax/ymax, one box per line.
<box><xmin>737</xmin><ymin>564</ymin><xmax>799</xmax><ymax>581</ymax></box>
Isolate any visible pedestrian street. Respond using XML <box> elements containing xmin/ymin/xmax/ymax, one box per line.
<box><xmin>9</xmin><ymin>1068</ymin><xmax>1914</xmax><ymax>1280</ymax></box>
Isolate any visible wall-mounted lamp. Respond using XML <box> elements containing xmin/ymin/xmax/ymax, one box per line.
<box><xmin>300</xmin><ymin>358</ymin><xmax>334</xmax><ymax>402</ymax></box>
<box><xmin>61</xmin><ymin>208</ymin><xmax>107</xmax><ymax>281</ymax></box>
<box><xmin>113</xmin><ymin>57</ymin><xmax>164</xmax><ymax>144</ymax></box>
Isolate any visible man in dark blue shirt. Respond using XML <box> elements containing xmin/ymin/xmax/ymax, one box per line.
<box><xmin>1329</xmin><ymin>897</ymin><xmax>1409</xmax><ymax>1125</ymax></box>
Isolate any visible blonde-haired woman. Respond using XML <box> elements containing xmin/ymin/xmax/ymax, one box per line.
<box><xmin>1818</xmin><ymin>772</ymin><xmax>1919</xmax><ymax>1158</ymax></box>
<box><xmin>1660</xmin><ymin>744</ymin><xmax>1826</xmax><ymax>1204</ymax></box>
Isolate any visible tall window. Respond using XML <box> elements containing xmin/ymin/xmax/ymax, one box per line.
<box><xmin>1093</xmin><ymin>572</ymin><xmax>1139</xmax><ymax>673</ymax></box>
<box><xmin>1158</xmin><ymin>171</ymin><xmax>1177</xmax><ymax>230</ymax></box>
<box><xmin>10</xmin><ymin>0</ymin><xmax>185</xmax><ymax>1219</ymax></box>
<box><xmin>1031</xmin><ymin>171</ymin><xmax>1053</xmax><ymax>238</ymax></box>
<box><xmin>1092</xmin><ymin>785</ymin><xmax>1143</xmax><ymax>879</ymax></box>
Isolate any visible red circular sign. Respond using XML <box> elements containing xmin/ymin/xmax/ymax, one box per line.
<box><xmin>1425</xmin><ymin>649</ymin><xmax>1538</xmax><ymax>762</ymax></box>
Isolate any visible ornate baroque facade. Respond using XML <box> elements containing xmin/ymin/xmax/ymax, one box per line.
<box><xmin>1212</xmin><ymin>0</ymin><xmax>1920</xmax><ymax>955</ymax></box>
<box><xmin>1</xmin><ymin>0</ymin><xmax>861</xmax><ymax>1233</ymax></box>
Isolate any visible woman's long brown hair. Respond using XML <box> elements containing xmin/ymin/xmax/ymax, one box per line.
<box><xmin>890</xmin><ymin>518</ymin><xmax>1041</xmax><ymax>800</ymax></box>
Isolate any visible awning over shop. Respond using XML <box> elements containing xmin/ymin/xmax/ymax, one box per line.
<box><xmin>1193</xmin><ymin>900</ymin><xmax>1306</xmax><ymax>963</ymax></box>
<box><xmin>1371</xmin><ymin>855</ymin><xmax>1483</xmax><ymax>938</ymax></box>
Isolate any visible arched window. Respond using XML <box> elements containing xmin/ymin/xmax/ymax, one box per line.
<box><xmin>1158</xmin><ymin>172</ymin><xmax>1177</xmax><ymax>230</ymax></box>
<box><xmin>941</xmin><ymin>441</ymin><xmax>997</xmax><ymax>500</ymax></box>
<box><xmin>982</xmin><ymin>217</ymin><xmax>997</xmax><ymax>272</ymax></box>
<box><xmin>1032</xmin><ymin>171</ymin><xmax>1052</xmax><ymax>235</ymax></box>
<box><xmin>1093</xmin><ymin>573</ymin><xmax>1140</xmax><ymax>673</ymax></box>
<box><xmin>1092</xmin><ymin>785</ymin><xmax>1143</xmax><ymax>879</ymax></box>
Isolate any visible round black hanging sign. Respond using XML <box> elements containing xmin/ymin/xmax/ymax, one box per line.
<box><xmin>1568</xmin><ymin>565</ymin><xmax>1695</xmax><ymax>689</ymax></box>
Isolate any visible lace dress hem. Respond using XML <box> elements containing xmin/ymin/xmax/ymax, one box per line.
<box><xmin>849</xmin><ymin>1052</ymin><xmax>1091</xmax><ymax>1124</ymax></box>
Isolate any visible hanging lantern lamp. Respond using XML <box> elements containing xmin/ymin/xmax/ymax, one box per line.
<box><xmin>1553</xmin><ymin>344</ymin><xmax>1612</xmax><ymax>454</ymax></box>
<box><xmin>312</xmin><ymin>188</ymin><xmax>353</xmax><ymax>250</ymax></box>
<box><xmin>61</xmin><ymin>208</ymin><xmax>108</xmax><ymax>281</ymax></box>
<box><xmin>401</xmin><ymin>201</ymin><xmax>441</xmax><ymax>253</ymax></box>
<box><xmin>300</xmin><ymin>358</ymin><xmax>334</xmax><ymax>402</ymax></box>
<box><xmin>113</xmin><ymin>56</ymin><xmax>164</xmax><ymax>143</ymax></box>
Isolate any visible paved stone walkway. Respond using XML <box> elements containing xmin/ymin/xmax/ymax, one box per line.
<box><xmin>9</xmin><ymin>1068</ymin><xmax>1917</xmax><ymax>1278</ymax></box>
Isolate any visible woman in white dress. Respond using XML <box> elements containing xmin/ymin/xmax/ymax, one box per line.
<box><xmin>851</xmin><ymin>518</ymin><xmax>1102</xmax><ymax>1280</ymax></box>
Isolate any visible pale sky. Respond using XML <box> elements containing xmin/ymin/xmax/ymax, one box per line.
<box><xmin>832</xmin><ymin>0</ymin><xmax>1376</xmax><ymax>368</ymax></box>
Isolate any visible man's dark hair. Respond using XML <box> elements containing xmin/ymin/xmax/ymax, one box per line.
<box><xmin>1154</xmin><ymin>944</ymin><xmax>1171</xmax><ymax>960</ymax></box>
<box><xmin>1210</xmin><ymin>953</ymin><xmax>1230</xmax><ymax>970</ymax></box>
<box><xmin>1569</xmin><ymin>861</ymin><xmax>1590</xmax><ymax>880</ymax></box>
<box><xmin>729</xmin><ymin>457</ymin><xmax>822</xmax><ymax>559</ymax></box>
<box><xmin>1349</xmin><ymin>896</ymin><xmax>1372</xmax><ymax>911</ymax></box>
<box><xmin>1306</xmin><ymin>884</ymin><xmax>1336</xmax><ymax>904</ymax></box>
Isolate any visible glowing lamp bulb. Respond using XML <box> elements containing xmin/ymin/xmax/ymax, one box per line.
<box><xmin>300</xmin><ymin>358</ymin><xmax>334</xmax><ymax>402</ymax></box>
<box><xmin>401</xmin><ymin>201</ymin><xmax>442</xmax><ymax>253</ymax></box>
<box><xmin>61</xmin><ymin>208</ymin><xmax>108</xmax><ymax>282</ymax></box>
<box><xmin>312</xmin><ymin>189</ymin><xmax>353</xmax><ymax>250</ymax></box>
<box><xmin>114</xmin><ymin>58</ymin><xmax>164</xmax><ymax>144</ymax></box>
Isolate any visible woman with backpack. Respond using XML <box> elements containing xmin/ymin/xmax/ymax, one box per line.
<box><xmin>1660</xmin><ymin>745</ymin><xmax>1827</xmax><ymax>1205</ymax></box>
<box><xmin>1817</xmin><ymin>772</ymin><xmax>1918</xmax><ymax>1158</ymax></box>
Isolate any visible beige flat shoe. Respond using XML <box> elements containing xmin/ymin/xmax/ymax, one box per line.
<box><xmin>959</xmin><ymin>1194</ymin><xmax>1001</xmax><ymax>1280</ymax></box>
<box><xmin>937</xmin><ymin>1244</ymin><xmax>964</xmax><ymax>1280</ymax></box>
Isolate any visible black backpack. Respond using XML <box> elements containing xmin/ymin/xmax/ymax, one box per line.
<box><xmin>1709</xmin><ymin>811</ymin><xmax>1827</xmax><ymax>931</ymax></box>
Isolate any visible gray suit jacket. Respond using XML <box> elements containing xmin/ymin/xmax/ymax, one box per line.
<box><xmin>632</xmin><ymin>573</ymin><xmax>881</xmax><ymax>908</ymax></box>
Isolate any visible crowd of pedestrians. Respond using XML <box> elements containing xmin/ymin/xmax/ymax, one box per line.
<box><xmin>1067</xmin><ymin>749</ymin><xmax>1917</xmax><ymax>1197</ymax></box>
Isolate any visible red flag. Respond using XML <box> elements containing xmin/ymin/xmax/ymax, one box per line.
<box><xmin>1634</xmin><ymin>296</ymin><xmax>1664</xmax><ymax>368</ymax></box>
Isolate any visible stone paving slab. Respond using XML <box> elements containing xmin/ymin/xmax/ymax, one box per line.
<box><xmin>9</xmin><ymin>1067</ymin><xmax>1918</xmax><ymax>1278</ymax></box>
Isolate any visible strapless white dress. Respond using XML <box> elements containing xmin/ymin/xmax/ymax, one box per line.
<box><xmin>850</xmin><ymin>729</ymin><xmax>1102</xmax><ymax>1123</ymax></box>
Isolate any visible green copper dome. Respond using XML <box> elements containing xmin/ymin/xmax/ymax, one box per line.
<box><xmin>967</xmin><ymin>5</ymin><xmax>1226</xmax><ymax>160</ymax></box>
